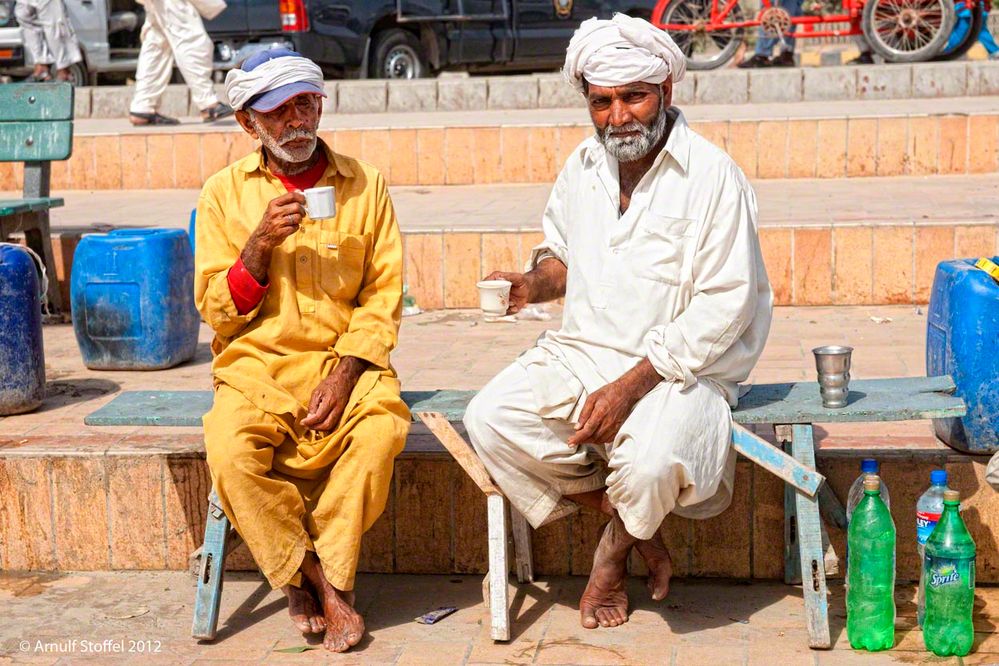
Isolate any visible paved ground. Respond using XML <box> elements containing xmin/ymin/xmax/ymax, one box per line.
<box><xmin>61</xmin><ymin>95</ymin><xmax>999</xmax><ymax>135</ymax></box>
<box><xmin>6</xmin><ymin>174</ymin><xmax>996</xmax><ymax>235</ymax></box>
<box><xmin>2</xmin><ymin>571</ymin><xmax>997</xmax><ymax>665</ymax></box>
<box><xmin>0</xmin><ymin>304</ymin><xmax>936</xmax><ymax>444</ymax></box>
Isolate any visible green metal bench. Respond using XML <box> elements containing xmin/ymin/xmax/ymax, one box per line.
<box><xmin>0</xmin><ymin>82</ymin><xmax>74</xmax><ymax>314</ymax></box>
<box><xmin>85</xmin><ymin>377</ymin><xmax>965</xmax><ymax>649</ymax></box>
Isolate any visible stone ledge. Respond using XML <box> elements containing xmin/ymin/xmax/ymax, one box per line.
<box><xmin>63</xmin><ymin>62</ymin><xmax>999</xmax><ymax>119</ymax></box>
<box><xmin>2</xmin><ymin>433</ymin><xmax>995</xmax><ymax>582</ymax></box>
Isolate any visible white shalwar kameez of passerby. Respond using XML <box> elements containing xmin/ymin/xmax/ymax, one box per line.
<box><xmin>129</xmin><ymin>0</ymin><xmax>219</xmax><ymax>115</ymax></box>
<box><xmin>14</xmin><ymin>0</ymin><xmax>82</xmax><ymax>72</ymax></box>
<box><xmin>464</xmin><ymin>108</ymin><xmax>774</xmax><ymax>541</ymax></box>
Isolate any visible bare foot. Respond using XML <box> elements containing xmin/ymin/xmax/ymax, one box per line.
<box><xmin>300</xmin><ymin>552</ymin><xmax>365</xmax><ymax>652</ymax></box>
<box><xmin>580</xmin><ymin>515</ymin><xmax>636</xmax><ymax>629</ymax></box>
<box><xmin>282</xmin><ymin>582</ymin><xmax>326</xmax><ymax>634</ymax></box>
<box><xmin>635</xmin><ymin>530</ymin><xmax>672</xmax><ymax>601</ymax></box>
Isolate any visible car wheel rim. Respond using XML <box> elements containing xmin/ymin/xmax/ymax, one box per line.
<box><xmin>384</xmin><ymin>46</ymin><xmax>419</xmax><ymax>79</ymax></box>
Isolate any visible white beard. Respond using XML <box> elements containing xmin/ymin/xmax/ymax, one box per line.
<box><xmin>596</xmin><ymin>97</ymin><xmax>669</xmax><ymax>163</ymax></box>
<box><xmin>248</xmin><ymin>112</ymin><xmax>318</xmax><ymax>167</ymax></box>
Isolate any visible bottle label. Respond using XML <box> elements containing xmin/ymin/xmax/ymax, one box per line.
<box><xmin>925</xmin><ymin>555</ymin><xmax>976</xmax><ymax>590</ymax></box>
<box><xmin>916</xmin><ymin>510</ymin><xmax>942</xmax><ymax>544</ymax></box>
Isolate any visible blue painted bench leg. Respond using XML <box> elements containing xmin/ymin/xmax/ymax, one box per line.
<box><xmin>192</xmin><ymin>490</ymin><xmax>231</xmax><ymax>640</ymax></box>
<box><xmin>778</xmin><ymin>424</ymin><xmax>831</xmax><ymax>649</ymax></box>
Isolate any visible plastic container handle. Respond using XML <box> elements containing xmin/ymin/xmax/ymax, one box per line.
<box><xmin>0</xmin><ymin>242</ymin><xmax>49</xmax><ymax>309</ymax></box>
<box><xmin>974</xmin><ymin>257</ymin><xmax>999</xmax><ymax>284</ymax></box>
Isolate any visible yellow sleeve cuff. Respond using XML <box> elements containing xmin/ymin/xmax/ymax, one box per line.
<box><xmin>334</xmin><ymin>331</ymin><xmax>392</xmax><ymax>370</ymax></box>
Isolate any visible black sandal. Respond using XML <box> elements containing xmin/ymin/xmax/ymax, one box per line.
<box><xmin>201</xmin><ymin>103</ymin><xmax>234</xmax><ymax>123</ymax></box>
<box><xmin>129</xmin><ymin>112</ymin><xmax>180</xmax><ymax>126</ymax></box>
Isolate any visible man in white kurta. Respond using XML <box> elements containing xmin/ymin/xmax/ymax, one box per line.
<box><xmin>128</xmin><ymin>0</ymin><xmax>232</xmax><ymax>125</ymax></box>
<box><xmin>14</xmin><ymin>0</ymin><xmax>82</xmax><ymax>81</ymax></box>
<box><xmin>464</xmin><ymin>14</ymin><xmax>773</xmax><ymax>630</ymax></box>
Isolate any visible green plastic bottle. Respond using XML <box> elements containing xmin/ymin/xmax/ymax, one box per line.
<box><xmin>846</xmin><ymin>475</ymin><xmax>896</xmax><ymax>651</ymax></box>
<box><xmin>923</xmin><ymin>489</ymin><xmax>976</xmax><ymax>657</ymax></box>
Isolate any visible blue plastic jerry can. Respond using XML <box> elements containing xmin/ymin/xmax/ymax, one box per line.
<box><xmin>70</xmin><ymin>228</ymin><xmax>199</xmax><ymax>370</ymax></box>
<box><xmin>0</xmin><ymin>244</ymin><xmax>45</xmax><ymax>415</ymax></box>
<box><xmin>927</xmin><ymin>257</ymin><xmax>999</xmax><ymax>453</ymax></box>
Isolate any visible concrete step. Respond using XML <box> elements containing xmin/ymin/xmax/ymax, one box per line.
<box><xmin>0</xmin><ymin>427</ymin><xmax>994</xmax><ymax>582</ymax></box>
<box><xmin>12</xmin><ymin>176</ymin><xmax>999</xmax><ymax>309</ymax></box>
<box><xmin>2</xmin><ymin>96</ymin><xmax>998</xmax><ymax>193</ymax></box>
<box><xmin>67</xmin><ymin>61</ymin><xmax>999</xmax><ymax>120</ymax></box>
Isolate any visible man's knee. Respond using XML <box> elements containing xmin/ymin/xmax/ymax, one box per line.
<box><xmin>204</xmin><ymin>429</ymin><xmax>271</xmax><ymax>486</ymax></box>
<box><xmin>463</xmin><ymin>387</ymin><xmax>505</xmax><ymax>449</ymax></box>
<box><xmin>348</xmin><ymin>410</ymin><xmax>409</xmax><ymax>461</ymax></box>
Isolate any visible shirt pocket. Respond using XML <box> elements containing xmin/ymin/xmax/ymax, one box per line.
<box><xmin>632</xmin><ymin>213</ymin><xmax>696</xmax><ymax>286</ymax></box>
<box><xmin>318</xmin><ymin>231</ymin><xmax>367</xmax><ymax>300</ymax></box>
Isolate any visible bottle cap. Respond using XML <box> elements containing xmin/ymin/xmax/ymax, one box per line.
<box><xmin>944</xmin><ymin>489</ymin><xmax>960</xmax><ymax>503</ymax></box>
<box><xmin>863</xmin><ymin>475</ymin><xmax>881</xmax><ymax>492</ymax></box>
<box><xmin>861</xmin><ymin>459</ymin><xmax>879</xmax><ymax>474</ymax></box>
<box><xmin>930</xmin><ymin>469</ymin><xmax>948</xmax><ymax>485</ymax></box>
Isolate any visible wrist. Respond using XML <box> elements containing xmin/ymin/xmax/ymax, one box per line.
<box><xmin>622</xmin><ymin>359</ymin><xmax>662</xmax><ymax>400</ymax></box>
<box><xmin>336</xmin><ymin>355</ymin><xmax>367</xmax><ymax>380</ymax></box>
<box><xmin>521</xmin><ymin>271</ymin><xmax>538</xmax><ymax>303</ymax></box>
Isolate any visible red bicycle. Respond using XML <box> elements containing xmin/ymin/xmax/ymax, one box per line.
<box><xmin>651</xmin><ymin>0</ymin><xmax>957</xmax><ymax>68</ymax></box>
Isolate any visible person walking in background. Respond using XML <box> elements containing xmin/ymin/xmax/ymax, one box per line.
<box><xmin>738</xmin><ymin>0</ymin><xmax>804</xmax><ymax>67</ymax></box>
<box><xmin>14</xmin><ymin>0</ymin><xmax>83</xmax><ymax>82</ymax></box>
<box><xmin>128</xmin><ymin>0</ymin><xmax>233</xmax><ymax>125</ymax></box>
<box><xmin>946</xmin><ymin>0</ymin><xmax>999</xmax><ymax>59</ymax></box>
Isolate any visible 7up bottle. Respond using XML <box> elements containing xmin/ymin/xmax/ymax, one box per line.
<box><xmin>923</xmin><ymin>489</ymin><xmax>976</xmax><ymax>657</ymax></box>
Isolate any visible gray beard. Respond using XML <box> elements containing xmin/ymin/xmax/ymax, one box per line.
<box><xmin>248</xmin><ymin>112</ymin><xmax>318</xmax><ymax>172</ymax></box>
<box><xmin>596</xmin><ymin>98</ymin><xmax>669</xmax><ymax>163</ymax></box>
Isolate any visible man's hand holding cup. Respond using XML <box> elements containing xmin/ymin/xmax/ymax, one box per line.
<box><xmin>478</xmin><ymin>271</ymin><xmax>531</xmax><ymax>317</ymax></box>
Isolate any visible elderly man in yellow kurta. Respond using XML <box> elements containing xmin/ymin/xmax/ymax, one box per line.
<box><xmin>194</xmin><ymin>48</ymin><xmax>409</xmax><ymax>653</ymax></box>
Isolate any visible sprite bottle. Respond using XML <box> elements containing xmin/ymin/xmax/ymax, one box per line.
<box><xmin>923</xmin><ymin>489</ymin><xmax>976</xmax><ymax>657</ymax></box>
<box><xmin>846</xmin><ymin>475</ymin><xmax>896</xmax><ymax>651</ymax></box>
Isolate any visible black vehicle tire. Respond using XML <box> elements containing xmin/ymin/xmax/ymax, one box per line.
<box><xmin>370</xmin><ymin>28</ymin><xmax>429</xmax><ymax>80</ymax></box>
<box><xmin>934</xmin><ymin>0</ymin><xmax>984</xmax><ymax>60</ymax></box>
<box><xmin>861</xmin><ymin>0</ymin><xmax>956</xmax><ymax>63</ymax></box>
<box><xmin>655</xmin><ymin>0</ymin><xmax>745</xmax><ymax>70</ymax></box>
<box><xmin>65</xmin><ymin>61</ymin><xmax>92</xmax><ymax>87</ymax></box>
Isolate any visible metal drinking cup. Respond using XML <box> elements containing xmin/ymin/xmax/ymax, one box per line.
<box><xmin>812</xmin><ymin>345</ymin><xmax>853</xmax><ymax>408</ymax></box>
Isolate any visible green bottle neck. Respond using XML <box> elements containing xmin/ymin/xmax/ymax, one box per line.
<box><xmin>928</xmin><ymin>500</ymin><xmax>974</xmax><ymax>547</ymax></box>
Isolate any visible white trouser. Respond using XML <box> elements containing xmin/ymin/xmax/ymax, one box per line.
<box><xmin>129</xmin><ymin>0</ymin><xmax>218</xmax><ymax>114</ymax></box>
<box><xmin>14</xmin><ymin>0</ymin><xmax>82</xmax><ymax>71</ymax></box>
<box><xmin>464</xmin><ymin>360</ymin><xmax>737</xmax><ymax>541</ymax></box>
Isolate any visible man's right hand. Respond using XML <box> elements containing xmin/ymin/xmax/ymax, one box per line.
<box><xmin>483</xmin><ymin>271</ymin><xmax>531</xmax><ymax>315</ymax></box>
<box><xmin>251</xmin><ymin>191</ymin><xmax>307</xmax><ymax>251</ymax></box>
<box><xmin>241</xmin><ymin>192</ymin><xmax>307</xmax><ymax>284</ymax></box>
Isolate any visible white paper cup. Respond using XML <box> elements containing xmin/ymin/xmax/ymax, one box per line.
<box><xmin>476</xmin><ymin>279</ymin><xmax>512</xmax><ymax>316</ymax></box>
<box><xmin>304</xmin><ymin>186</ymin><xmax>335</xmax><ymax>219</ymax></box>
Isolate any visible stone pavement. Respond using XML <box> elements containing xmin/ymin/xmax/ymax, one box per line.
<box><xmin>2</xmin><ymin>571</ymin><xmax>998</xmax><ymax>665</ymax></box>
<box><xmin>13</xmin><ymin>174</ymin><xmax>999</xmax><ymax>234</ymax></box>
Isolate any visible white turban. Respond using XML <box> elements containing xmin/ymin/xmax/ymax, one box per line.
<box><xmin>563</xmin><ymin>13</ymin><xmax>687</xmax><ymax>94</ymax></box>
<box><xmin>223</xmin><ymin>55</ymin><xmax>326</xmax><ymax>111</ymax></box>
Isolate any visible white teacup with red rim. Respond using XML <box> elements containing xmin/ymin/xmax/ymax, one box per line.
<box><xmin>476</xmin><ymin>279</ymin><xmax>512</xmax><ymax>318</ymax></box>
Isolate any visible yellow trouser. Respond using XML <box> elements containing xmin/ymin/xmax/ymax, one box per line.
<box><xmin>204</xmin><ymin>380</ymin><xmax>409</xmax><ymax>591</ymax></box>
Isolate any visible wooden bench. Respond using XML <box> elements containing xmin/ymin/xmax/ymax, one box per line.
<box><xmin>0</xmin><ymin>82</ymin><xmax>74</xmax><ymax>314</ymax></box>
<box><xmin>85</xmin><ymin>376</ymin><xmax>965</xmax><ymax>649</ymax></box>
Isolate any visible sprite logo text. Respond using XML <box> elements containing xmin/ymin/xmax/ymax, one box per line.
<box><xmin>930</xmin><ymin>563</ymin><xmax>961</xmax><ymax>588</ymax></box>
